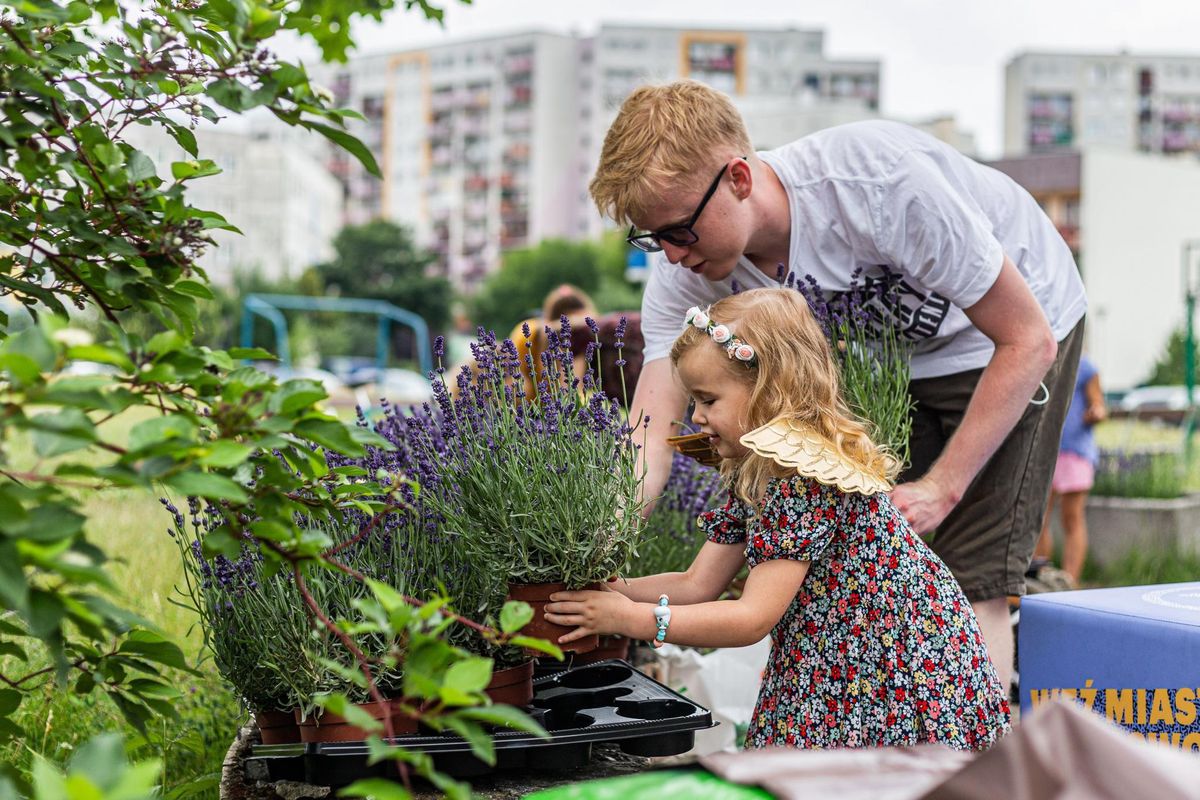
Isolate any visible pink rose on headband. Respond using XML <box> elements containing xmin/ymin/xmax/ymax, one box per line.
<box><xmin>710</xmin><ymin>324</ymin><xmax>732</xmax><ymax>343</ymax></box>
<box><xmin>733</xmin><ymin>344</ymin><xmax>756</xmax><ymax>362</ymax></box>
<box><xmin>690</xmin><ymin>310</ymin><xmax>711</xmax><ymax>329</ymax></box>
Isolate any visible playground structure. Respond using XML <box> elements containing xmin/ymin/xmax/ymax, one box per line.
<box><xmin>239</xmin><ymin>293</ymin><xmax>433</xmax><ymax>378</ymax></box>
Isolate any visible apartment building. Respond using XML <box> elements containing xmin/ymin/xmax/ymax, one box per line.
<box><xmin>1005</xmin><ymin>51</ymin><xmax>1200</xmax><ymax>157</ymax></box>
<box><xmin>125</xmin><ymin>123</ymin><xmax>342</xmax><ymax>286</ymax></box>
<box><xmin>318</xmin><ymin>24</ymin><xmax>884</xmax><ymax>289</ymax></box>
<box><xmin>988</xmin><ymin>149</ymin><xmax>1200</xmax><ymax>390</ymax></box>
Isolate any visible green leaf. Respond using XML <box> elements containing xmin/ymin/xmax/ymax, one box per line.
<box><xmin>5</xmin><ymin>504</ymin><xmax>86</xmax><ymax>543</ymax></box>
<box><xmin>117</xmin><ymin>630</ymin><xmax>190</xmax><ymax>671</ymax></box>
<box><xmin>128</xmin><ymin>414</ymin><xmax>197</xmax><ymax>452</ymax></box>
<box><xmin>0</xmin><ymin>541</ymin><xmax>29</xmax><ymax>613</ymax></box>
<box><xmin>318</xmin><ymin>696</ymin><xmax>383</xmax><ymax>734</ymax></box>
<box><xmin>228</xmin><ymin>347</ymin><xmax>275</xmax><ymax>360</ymax></box>
<box><xmin>127</xmin><ymin>149</ymin><xmax>157</xmax><ymax>182</ymax></box>
<box><xmin>66</xmin><ymin>733</ymin><xmax>124</xmax><ymax>789</ymax></box>
<box><xmin>365</xmin><ymin>578</ymin><xmax>406</xmax><ymax>614</ymax></box>
<box><xmin>166</xmin><ymin>122</ymin><xmax>198</xmax><ymax>155</ymax></box>
<box><xmin>28</xmin><ymin>591</ymin><xmax>64</xmax><ymax>639</ymax></box>
<box><xmin>508</xmin><ymin>636</ymin><xmax>564</xmax><ymax>660</ymax></box>
<box><xmin>0</xmin><ymin>641</ymin><xmax>26</xmax><ymax>662</ymax></box>
<box><xmin>163</xmin><ymin>471</ymin><xmax>249</xmax><ymax>503</ymax></box>
<box><xmin>274</xmin><ymin>380</ymin><xmax>327</xmax><ymax>415</ymax></box>
<box><xmin>292</xmin><ymin>418</ymin><xmax>364</xmax><ymax>456</ymax></box>
<box><xmin>443</xmin><ymin>657</ymin><xmax>492</xmax><ymax>697</ymax></box>
<box><xmin>302</xmin><ymin>121</ymin><xmax>380</xmax><ymax>177</ymax></box>
<box><xmin>0</xmin><ymin>690</ymin><xmax>20</xmax><ymax>717</ymax></box>
<box><xmin>3</xmin><ymin>326</ymin><xmax>55</xmax><ymax>371</ymax></box>
<box><xmin>29</xmin><ymin>408</ymin><xmax>96</xmax><ymax>457</ymax></box>
<box><xmin>197</xmin><ymin>441</ymin><xmax>254</xmax><ymax>468</ymax></box>
<box><xmin>146</xmin><ymin>330</ymin><xmax>186</xmax><ymax>358</ymax></box>
<box><xmin>173</xmin><ymin>280</ymin><xmax>214</xmax><ymax>300</ymax></box>
<box><xmin>337</xmin><ymin>779</ymin><xmax>411</xmax><ymax>800</ymax></box>
<box><xmin>170</xmin><ymin>159</ymin><xmax>221</xmax><ymax>180</ymax></box>
<box><xmin>454</xmin><ymin>705</ymin><xmax>549</xmax><ymax>738</ymax></box>
<box><xmin>441</xmin><ymin>715</ymin><xmax>494</xmax><ymax>765</ymax></box>
<box><xmin>66</xmin><ymin>343</ymin><xmax>135</xmax><ymax>372</ymax></box>
<box><xmin>31</xmin><ymin>756</ymin><xmax>67</xmax><ymax>800</ymax></box>
<box><xmin>0</xmin><ymin>353</ymin><xmax>41</xmax><ymax>385</ymax></box>
<box><xmin>499</xmin><ymin>600</ymin><xmax>533</xmax><ymax>635</ymax></box>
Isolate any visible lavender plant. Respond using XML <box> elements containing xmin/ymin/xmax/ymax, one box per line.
<box><xmin>365</xmin><ymin>321</ymin><xmax>646</xmax><ymax>601</ymax></box>
<box><xmin>171</xmin><ymin>497</ymin><xmax>318</xmax><ymax>713</ymax></box>
<box><xmin>789</xmin><ymin>268</ymin><xmax>915</xmax><ymax>467</ymax></box>
<box><xmin>626</xmin><ymin>450</ymin><xmax>726</xmax><ymax>577</ymax></box>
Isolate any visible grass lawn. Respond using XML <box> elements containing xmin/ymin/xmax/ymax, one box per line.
<box><xmin>3</xmin><ymin>407</ymin><xmax>244</xmax><ymax>796</ymax></box>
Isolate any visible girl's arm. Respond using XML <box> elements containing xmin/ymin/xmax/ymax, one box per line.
<box><xmin>609</xmin><ymin>540</ymin><xmax>746</xmax><ymax>605</ymax></box>
<box><xmin>545</xmin><ymin>558</ymin><xmax>809</xmax><ymax>649</ymax></box>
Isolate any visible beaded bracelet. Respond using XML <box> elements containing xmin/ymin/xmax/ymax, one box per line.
<box><xmin>652</xmin><ymin>594</ymin><xmax>671</xmax><ymax>649</ymax></box>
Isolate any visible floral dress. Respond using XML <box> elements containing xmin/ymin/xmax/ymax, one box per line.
<box><xmin>698</xmin><ymin>475</ymin><xmax>1011</xmax><ymax>751</ymax></box>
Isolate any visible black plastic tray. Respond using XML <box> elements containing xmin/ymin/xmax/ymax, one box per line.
<box><xmin>246</xmin><ymin>659</ymin><xmax>715</xmax><ymax>785</ymax></box>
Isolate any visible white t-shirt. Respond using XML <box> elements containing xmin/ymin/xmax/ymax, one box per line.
<box><xmin>640</xmin><ymin>120</ymin><xmax>1087</xmax><ymax>379</ymax></box>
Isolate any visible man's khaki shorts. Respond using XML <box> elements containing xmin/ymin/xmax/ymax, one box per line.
<box><xmin>899</xmin><ymin>319</ymin><xmax>1084</xmax><ymax>602</ymax></box>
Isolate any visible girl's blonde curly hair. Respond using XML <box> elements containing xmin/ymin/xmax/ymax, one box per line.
<box><xmin>670</xmin><ymin>287</ymin><xmax>900</xmax><ymax>506</ymax></box>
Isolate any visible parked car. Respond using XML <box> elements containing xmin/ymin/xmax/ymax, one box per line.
<box><xmin>1117</xmin><ymin>385</ymin><xmax>1192</xmax><ymax>413</ymax></box>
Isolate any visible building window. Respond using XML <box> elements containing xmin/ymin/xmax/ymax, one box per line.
<box><xmin>684</xmin><ymin>39</ymin><xmax>741</xmax><ymax>95</ymax></box>
<box><xmin>1027</xmin><ymin>92</ymin><xmax>1074</xmax><ymax>151</ymax></box>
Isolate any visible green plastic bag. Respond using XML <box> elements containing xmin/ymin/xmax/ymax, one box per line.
<box><xmin>524</xmin><ymin>769</ymin><xmax>774</xmax><ymax>800</ymax></box>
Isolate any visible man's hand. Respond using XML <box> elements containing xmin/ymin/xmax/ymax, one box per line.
<box><xmin>890</xmin><ymin>474</ymin><xmax>960</xmax><ymax>535</ymax></box>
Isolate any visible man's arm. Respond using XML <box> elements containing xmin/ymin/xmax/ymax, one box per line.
<box><xmin>629</xmin><ymin>356</ymin><xmax>689</xmax><ymax>516</ymax></box>
<box><xmin>891</xmin><ymin>255</ymin><xmax>1058</xmax><ymax>533</ymax></box>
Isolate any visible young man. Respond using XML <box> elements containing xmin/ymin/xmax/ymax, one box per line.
<box><xmin>590</xmin><ymin>80</ymin><xmax>1086</xmax><ymax>690</ymax></box>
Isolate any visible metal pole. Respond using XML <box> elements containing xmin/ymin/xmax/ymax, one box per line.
<box><xmin>1183</xmin><ymin>241</ymin><xmax>1200</xmax><ymax>465</ymax></box>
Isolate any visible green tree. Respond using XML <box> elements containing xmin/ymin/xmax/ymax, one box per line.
<box><xmin>469</xmin><ymin>239</ymin><xmax>600</xmax><ymax>335</ymax></box>
<box><xmin>469</xmin><ymin>236</ymin><xmax>644</xmax><ymax>335</ymax></box>
<box><xmin>1145</xmin><ymin>327</ymin><xmax>1191</xmax><ymax>387</ymax></box>
<box><xmin>307</xmin><ymin>219</ymin><xmax>452</xmax><ymax>362</ymax></box>
<box><xmin>0</xmin><ymin>1</ymin><xmax>543</xmax><ymax>797</ymax></box>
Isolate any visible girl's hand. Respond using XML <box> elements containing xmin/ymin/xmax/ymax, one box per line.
<box><xmin>543</xmin><ymin>587</ymin><xmax>633</xmax><ymax>644</ymax></box>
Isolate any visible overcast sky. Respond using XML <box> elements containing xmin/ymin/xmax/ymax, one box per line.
<box><xmin>310</xmin><ymin>0</ymin><xmax>1200</xmax><ymax>158</ymax></box>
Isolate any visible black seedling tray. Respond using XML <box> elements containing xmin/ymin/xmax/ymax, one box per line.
<box><xmin>246</xmin><ymin>659</ymin><xmax>715</xmax><ymax>785</ymax></box>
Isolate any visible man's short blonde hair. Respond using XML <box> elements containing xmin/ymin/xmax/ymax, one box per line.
<box><xmin>589</xmin><ymin>80</ymin><xmax>752</xmax><ymax>226</ymax></box>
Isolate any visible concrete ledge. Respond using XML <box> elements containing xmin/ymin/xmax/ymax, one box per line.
<box><xmin>1071</xmin><ymin>494</ymin><xmax>1200</xmax><ymax>566</ymax></box>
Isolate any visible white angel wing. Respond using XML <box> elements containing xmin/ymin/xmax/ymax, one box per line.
<box><xmin>739</xmin><ymin>416</ymin><xmax>892</xmax><ymax>495</ymax></box>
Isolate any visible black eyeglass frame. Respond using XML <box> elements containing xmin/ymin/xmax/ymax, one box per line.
<box><xmin>625</xmin><ymin>157</ymin><xmax>747</xmax><ymax>253</ymax></box>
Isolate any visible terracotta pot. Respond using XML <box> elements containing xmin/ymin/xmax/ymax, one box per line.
<box><xmin>485</xmin><ymin>659</ymin><xmax>535</xmax><ymax>707</ymax></box>
<box><xmin>507</xmin><ymin>582</ymin><xmax>600</xmax><ymax>654</ymax></box>
<box><xmin>571</xmin><ymin>634</ymin><xmax>631</xmax><ymax>666</ymax></box>
<box><xmin>254</xmin><ymin>708</ymin><xmax>301</xmax><ymax>744</ymax></box>
<box><xmin>295</xmin><ymin>698</ymin><xmax>419</xmax><ymax>743</ymax></box>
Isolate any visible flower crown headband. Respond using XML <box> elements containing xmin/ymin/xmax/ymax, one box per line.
<box><xmin>685</xmin><ymin>306</ymin><xmax>758</xmax><ymax>366</ymax></box>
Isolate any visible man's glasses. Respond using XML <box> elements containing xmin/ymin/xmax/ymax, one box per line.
<box><xmin>626</xmin><ymin>158</ymin><xmax>745</xmax><ymax>253</ymax></box>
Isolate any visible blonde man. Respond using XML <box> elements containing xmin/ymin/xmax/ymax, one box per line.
<box><xmin>591</xmin><ymin>80</ymin><xmax>1086</xmax><ymax>691</ymax></box>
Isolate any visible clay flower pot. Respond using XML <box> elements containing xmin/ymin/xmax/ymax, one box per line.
<box><xmin>507</xmin><ymin>582</ymin><xmax>601</xmax><ymax>654</ymax></box>
<box><xmin>295</xmin><ymin>698</ymin><xmax>419</xmax><ymax>743</ymax></box>
<box><xmin>484</xmin><ymin>659</ymin><xmax>535</xmax><ymax>707</ymax></box>
<box><xmin>253</xmin><ymin>708</ymin><xmax>301</xmax><ymax>744</ymax></box>
<box><xmin>571</xmin><ymin>634</ymin><xmax>631</xmax><ymax>666</ymax></box>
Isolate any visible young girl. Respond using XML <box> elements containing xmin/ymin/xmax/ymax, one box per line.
<box><xmin>544</xmin><ymin>287</ymin><xmax>1011</xmax><ymax>751</ymax></box>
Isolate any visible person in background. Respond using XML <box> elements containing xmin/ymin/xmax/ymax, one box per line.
<box><xmin>508</xmin><ymin>284</ymin><xmax>597</xmax><ymax>401</ymax></box>
<box><xmin>1032</xmin><ymin>355</ymin><xmax>1106</xmax><ymax>586</ymax></box>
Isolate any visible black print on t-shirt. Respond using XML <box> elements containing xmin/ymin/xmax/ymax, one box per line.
<box><xmin>855</xmin><ymin>268</ymin><xmax>950</xmax><ymax>341</ymax></box>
